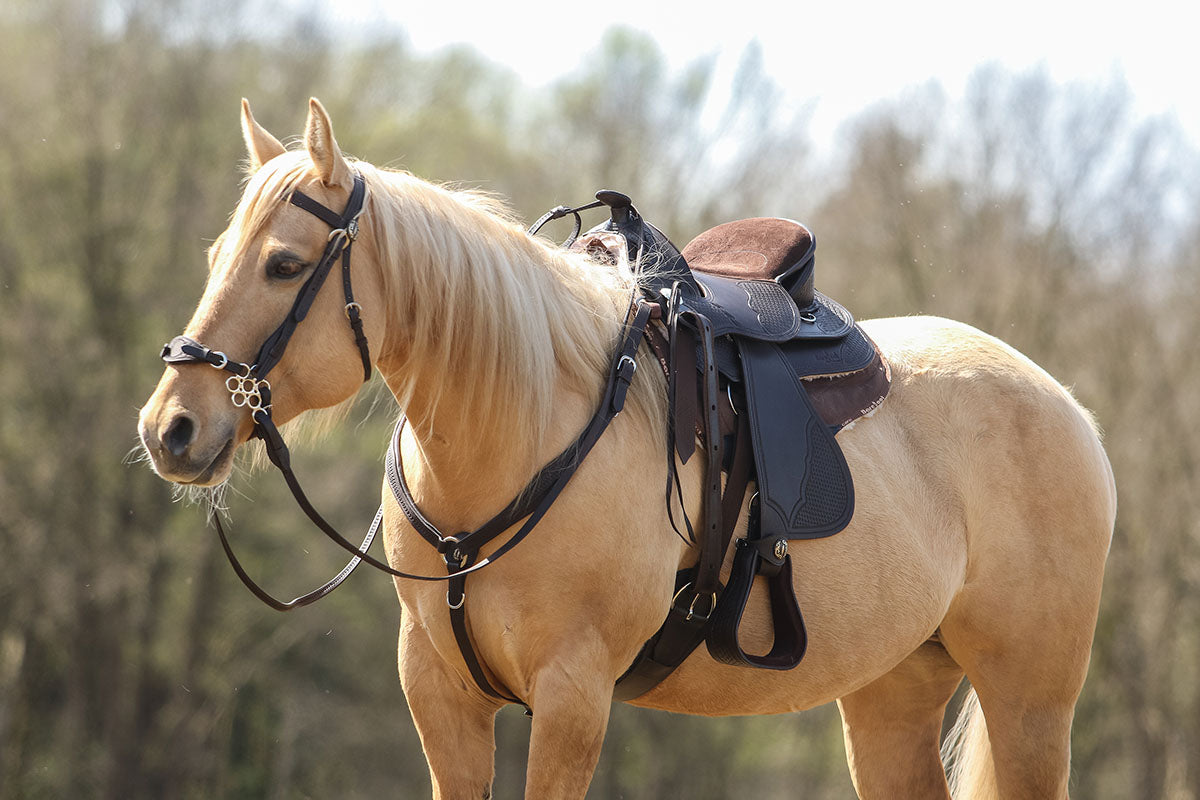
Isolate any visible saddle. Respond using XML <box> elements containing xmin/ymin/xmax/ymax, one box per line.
<box><xmin>569</xmin><ymin>192</ymin><xmax>891</xmax><ymax>700</ymax></box>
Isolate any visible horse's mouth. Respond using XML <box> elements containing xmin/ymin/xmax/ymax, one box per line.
<box><xmin>176</xmin><ymin>437</ymin><xmax>236</xmax><ymax>486</ymax></box>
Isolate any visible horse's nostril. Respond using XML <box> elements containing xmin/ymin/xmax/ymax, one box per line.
<box><xmin>163</xmin><ymin>415</ymin><xmax>196</xmax><ymax>457</ymax></box>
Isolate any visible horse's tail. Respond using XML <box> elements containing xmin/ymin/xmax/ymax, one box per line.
<box><xmin>942</xmin><ymin>687</ymin><xmax>999</xmax><ymax>800</ymax></box>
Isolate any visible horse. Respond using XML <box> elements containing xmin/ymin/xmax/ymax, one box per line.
<box><xmin>137</xmin><ymin>98</ymin><xmax>1116</xmax><ymax>799</ymax></box>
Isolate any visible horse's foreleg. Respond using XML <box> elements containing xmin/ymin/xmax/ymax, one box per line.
<box><xmin>523</xmin><ymin>652</ymin><xmax>614</xmax><ymax>800</ymax></box>
<box><xmin>398</xmin><ymin>617</ymin><xmax>502</xmax><ymax>800</ymax></box>
<box><xmin>836</xmin><ymin>641</ymin><xmax>965</xmax><ymax>799</ymax></box>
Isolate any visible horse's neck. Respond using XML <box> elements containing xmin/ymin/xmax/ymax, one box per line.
<box><xmin>371</xmin><ymin>193</ymin><xmax>624</xmax><ymax>529</ymax></box>
<box><xmin>390</xmin><ymin>379</ymin><xmax>598</xmax><ymax>531</ymax></box>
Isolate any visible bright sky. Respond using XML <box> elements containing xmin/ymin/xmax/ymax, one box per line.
<box><xmin>333</xmin><ymin>0</ymin><xmax>1198</xmax><ymax>150</ymax></box>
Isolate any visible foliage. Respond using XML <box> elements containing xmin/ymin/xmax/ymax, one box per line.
<box><xmin>0</xmin><ymin>0</ymin><xmax>1197</xmax><ymax>797</ymax></box>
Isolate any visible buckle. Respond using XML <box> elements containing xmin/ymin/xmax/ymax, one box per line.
<box><xmin>441</xmin><ymin>542</ymin><xmax>467</xmax><ymax>569</ymax></box>
<box><xmin>672</xmin><ymin>582</ymin><xmax>717</xmax><ymax>623</ymax></box>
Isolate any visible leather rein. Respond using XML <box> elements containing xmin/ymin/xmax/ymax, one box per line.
<box><xmin>160</xmin><ymin>174</ymin><xmax>653</xmax><ymax>634</ymax></box>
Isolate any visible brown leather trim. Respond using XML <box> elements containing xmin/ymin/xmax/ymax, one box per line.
<box><xmin>804</xmin><ymin>342</ymin><xmax>891</xmax><ymax>430</ymax></box>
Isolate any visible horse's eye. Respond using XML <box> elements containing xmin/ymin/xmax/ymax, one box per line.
<box><xmin>266</xmin><ymin>254</ymin><xmax>307</xmax><ymax>280</ymax></box>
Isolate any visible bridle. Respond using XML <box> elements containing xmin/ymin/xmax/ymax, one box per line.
<box><xmin>159</xmin><ymin>173</ymin><xmax>653</xmax><ymax>642</ymax></box>
<box><xmin>161</xmin><ymin>173</ymin><xmax>380</xmax><ymax>609</ymax></box>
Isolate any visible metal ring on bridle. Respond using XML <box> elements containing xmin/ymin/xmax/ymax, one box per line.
<box><xmin>344</xmin><ymin>301</ymin><xmax>362</xmax><ymax>319</ymax></box>
<box><xmin>209</xmin><ymin>351</ymin><xmax>229</xmax><ymax>370</ymax></box>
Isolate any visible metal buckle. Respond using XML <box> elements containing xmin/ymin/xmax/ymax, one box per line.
<box><xmin>327</xmin><ymin>217</ymin><xmax>361</xmax><ymax>244</ymax></box>
<box><xmin>672</xmin><ymin>582</ymin><xmax>717</xmax><ymax>623</ymax></box>
<box><xmin>344</xmin><ymin>301</ymin><xmax>363</xmax><ymax>320</ymax></box>
<box><xmin>208</xmin><ymin>351</ymin><xmax>229</xmax><ymax>370</ymax></box>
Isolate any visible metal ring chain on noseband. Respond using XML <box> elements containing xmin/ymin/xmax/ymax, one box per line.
<box><xmin>224</xmin><ymin>371</ymin><xmax>271</xmax><ymax>414</ymax></box>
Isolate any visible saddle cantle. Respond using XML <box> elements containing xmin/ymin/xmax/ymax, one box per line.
<box><xmin>570</xmin><ymin>192</ymin><xmax>890</xmax><ymax>700</ymax></box>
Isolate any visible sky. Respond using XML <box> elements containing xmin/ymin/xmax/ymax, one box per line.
<box><xmin>329</xmin><ymin>0</ymin><xmax>1198</xmax><ymax>151</ymax></box>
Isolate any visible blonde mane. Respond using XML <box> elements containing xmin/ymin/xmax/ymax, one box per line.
<box><xmin>354</xmin><ymin>161</ymin><xmax>666</xmax><ymax>458</ymax></box>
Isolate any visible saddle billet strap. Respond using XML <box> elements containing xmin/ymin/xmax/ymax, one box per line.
<box><xmin>688</xmin><ymin>310</ymin><xmax>724</xmax><ymax>611</ymax></box>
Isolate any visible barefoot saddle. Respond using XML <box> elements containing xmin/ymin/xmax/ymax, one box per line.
<box><xmin>565</xmin><ymin>192</ymin><xmax>891</xmax><ymax>700</ymax></box>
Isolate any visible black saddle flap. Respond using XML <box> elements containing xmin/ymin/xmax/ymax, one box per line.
<box><xmin>740</xmin><ymin>339</ymin><xmax>855</xmax><ymax>539</ymax></box>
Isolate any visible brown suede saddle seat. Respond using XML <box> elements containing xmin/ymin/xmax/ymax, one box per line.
<box><xmin>562</xmin><ymin>193</ymin><xmax>890</xmax><ymax>696</ymax></box>
<box><xmin>680</xmin><ymin>217</ymin><xmax>889</xmax><ymax>430</ymax></box>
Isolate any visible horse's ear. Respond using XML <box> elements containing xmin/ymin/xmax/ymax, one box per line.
<box><xmin>240</xmin><ymin>98</ymin><xmax>286</xmax><ymax>172</ymax></box>
<box><xmin>304</xmin><ymin>98</ymin><xmax>351</xmax><ymax>188</ymax></box>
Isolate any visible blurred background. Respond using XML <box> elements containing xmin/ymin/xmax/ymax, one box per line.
<box><xmin>1</xmin><ymin>0</ymin><xmax>1198</xmax><ymax>797</ymax></box>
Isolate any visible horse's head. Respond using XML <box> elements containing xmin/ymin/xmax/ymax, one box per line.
<box><xmin>138</xmin><ymin>99</ymin><xmax>386</xmax><ymax>486</ymax></box>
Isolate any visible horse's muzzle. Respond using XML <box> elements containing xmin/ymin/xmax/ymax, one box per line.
<box><xmin>139</xmin><ymin>408</ymin><xmax>237</xmax><ymax>485</ymax></box>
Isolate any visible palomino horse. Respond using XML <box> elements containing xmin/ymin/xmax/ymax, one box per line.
<box><xmin>138</xmin><ymin>99</ymin><xmax>1115</xmax><ymax>799</ymax></box>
